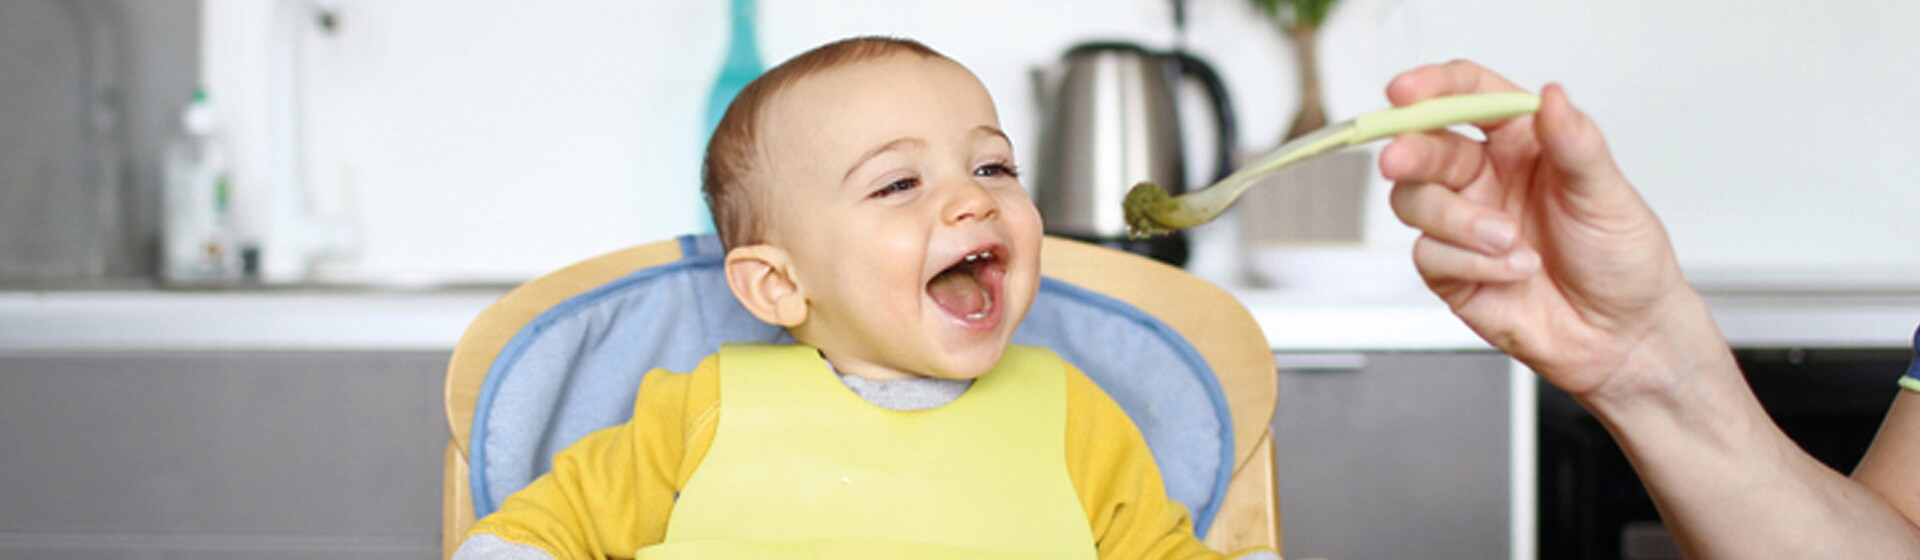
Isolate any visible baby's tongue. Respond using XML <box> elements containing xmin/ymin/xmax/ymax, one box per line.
<box><xmin>927</xmin><ymin>267</ymin><xmax>988</xmax><ymax>318</ymax></box>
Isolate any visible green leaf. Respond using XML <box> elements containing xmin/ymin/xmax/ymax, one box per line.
<box><xmin>1248</xmin><ymin>0</ymin><xmax>1340</xmax><ymax>29</ymax></box>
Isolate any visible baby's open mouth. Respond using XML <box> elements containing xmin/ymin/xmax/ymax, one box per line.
<box><xmin>926</xmin><ymin>246</ymin><xmax>1004</xmax><ymax>323</ymax></box>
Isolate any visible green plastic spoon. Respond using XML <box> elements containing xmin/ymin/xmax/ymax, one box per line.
<box><xmin>1124</xmin><ymin>92</ymin><xmax>1541</xmax><ymax>238</ymax></box>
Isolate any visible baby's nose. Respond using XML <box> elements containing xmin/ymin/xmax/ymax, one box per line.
<box><xmin>944</xmin><ymin>181</ymin><xmax>1000</xmax><ymax>224</ymax></box>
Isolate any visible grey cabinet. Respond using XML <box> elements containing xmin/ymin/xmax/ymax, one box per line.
<box><xmin>1272</xmin><ymin>351</ymin><xmax>1512</xmax><ymax>560</ymax></box>
<box><xmin>0</xmin><ymin>351</ymin><xmax>448</xmax><ymax>559</ymax></box>
<box><xmin>0</xmin><ymin>0</ymin><xmax>199</xmax><ymax>283</ymax></box>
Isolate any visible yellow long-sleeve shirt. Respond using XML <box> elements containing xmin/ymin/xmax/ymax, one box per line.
<box><xmin>467</xmin><ymin>353</ymin><xmax>1265</xmax><ymax>559</ymax></box>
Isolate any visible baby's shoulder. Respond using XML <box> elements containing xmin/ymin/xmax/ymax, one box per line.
<box><xmin>632</xmin><ymin>354</ymin><xmax>721</xmax><ymax>424</ymax></box>
<box><xmin>1050</xmin><ymin>357</ymin><xmax>1133</xmax><ymax>423</ymax></box>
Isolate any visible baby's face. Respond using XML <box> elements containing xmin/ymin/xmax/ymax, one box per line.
<box><xmin>756</xmin><ymin>54</ymin><xmax>1043</xmax><ymax>380</ymax></box>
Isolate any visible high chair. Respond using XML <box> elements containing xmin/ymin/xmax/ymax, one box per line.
<box><xmin>442</xmin><ymin>235</ymin><xmax>1281</xmax><ymax>558</ymax></box>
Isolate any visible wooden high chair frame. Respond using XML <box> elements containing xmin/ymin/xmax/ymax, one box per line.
<box><xmin>442</xmin><ymin>236</ymin><xmax>1281</xmax><ymax>558</ymax></box>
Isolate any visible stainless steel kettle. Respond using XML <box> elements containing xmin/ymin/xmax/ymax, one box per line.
<box><xmin>1031</xmin><ymin>42</ymin><xmax>1237</xmax><ymax>266</ymax></box>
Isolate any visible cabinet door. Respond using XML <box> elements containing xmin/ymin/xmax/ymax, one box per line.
<box><xmin>0</xmin><ymin>0</ymin><xmax>124</xmax><ymax>281</ymax></box>
<box><xmin>1271</xmin><ymin>351</ymin><xmax>1512</xmax><ymax>560</ymax></box>
<box><xmin>0</xmin><ymin>351</ymin><xmax>448</xmax><ymax>559</ymax></box>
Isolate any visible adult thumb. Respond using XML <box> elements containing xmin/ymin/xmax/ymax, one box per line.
<box><xmin>1536</xmin><ymin>83</ymin><xmax>1628</xmax><ymax>194</ymax></box>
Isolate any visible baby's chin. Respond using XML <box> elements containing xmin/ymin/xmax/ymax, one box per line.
<box><xmin>939</xmin><ymin>307</ymin><xmax>1032</xmax><ymax>375</ymax></box>
<box><xmin>920</xmin><ymin>344</ymin><xmax>1010</xmax><ymax>380</ymax></box>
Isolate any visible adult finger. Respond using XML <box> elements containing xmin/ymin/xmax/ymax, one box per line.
<box><xmin>1389</xmin><ymin>60</ymin><xmax>1540</xmax><ymax>141</ymax></box>
<box><xmin>1412</xmin><ymin>234</ymin><xmax>1541</xmax><ymax>286</ymax></box>
<box><xmin>1379</xmin><ymin>129</ymin><xmax>1489</xmax><ymax>190</ymax></box>
<box><xmin>1386</xmin><ymin>59</ymin><xmax>1527</xmax><ymax>106</ymax></box>
<box><xmin>1534</xmin><ymin>83</ymin><xmax>1629</xmax><ymax>196</ymax></box>
<box><xmin>1391</xmin><ymin>180</ymin><xmax>1521</xmax><ymax>255</ymax></box>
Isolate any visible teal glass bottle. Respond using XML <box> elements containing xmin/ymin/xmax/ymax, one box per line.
<box><xmin>698</xmin><ymin>0</ymin><xmax>763</xmax><ymax>232</ymax></box>
<box><xmin>706</xmin><ymin>0</ymin><xmax>763</xmax><ymax>136</ymax></box>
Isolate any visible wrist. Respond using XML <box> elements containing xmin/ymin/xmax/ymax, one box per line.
<box><xmin>1576</xmin><ymin>289</ymin><xmax>1746</xmax><ymax>431</ymax></box>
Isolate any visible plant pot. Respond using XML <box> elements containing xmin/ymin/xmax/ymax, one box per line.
<box><xmin>1237</xmin><ymin>148</ymin><xmax>1372</xmax><ymax>245</ymax></box>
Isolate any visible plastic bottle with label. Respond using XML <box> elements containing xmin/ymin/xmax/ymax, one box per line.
<box><xmin>160</xmin><ymin>89</ymin><xmax>243</xmax><ymax>285</ymax></box>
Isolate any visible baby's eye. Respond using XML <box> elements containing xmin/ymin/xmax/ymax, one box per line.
<box><xmin>974</xmin><ymin>163</ymin><xmax>1019</xmax><ymax>179</ymax></box>
<box><xmin>870</xmin><ymin>177</ymin><xmax>919</xmax><ymax>198</ymax></box>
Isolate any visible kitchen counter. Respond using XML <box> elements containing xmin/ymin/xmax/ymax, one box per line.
<box><xmin>1244</xmin><ymin>289</ymin><xmax>1920</xmax><ymax>352</ymax></box>
<box><xmin>4</xmin><ymin>286</ymin><xmax>1917</xmax><ymax>352</ymax></box>
<box><xmin>0</xmin><ymin>289</ymin><xmax>505</xmax><ymax>351</ymax></box>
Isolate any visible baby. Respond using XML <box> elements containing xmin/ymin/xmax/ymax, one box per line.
<box><xmin>456</xmin><ymin>37</ymin><xmax>1275</xmax><ymax>559</ymax></box>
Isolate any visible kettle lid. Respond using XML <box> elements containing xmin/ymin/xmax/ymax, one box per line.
<box><xmin>1062</xmin><ymin>41</ymin><xmax>1153</xmax><ymax>58</ymax></box>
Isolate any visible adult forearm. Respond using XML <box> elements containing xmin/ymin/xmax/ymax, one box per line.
<box><xmin>1611</xmin><ymin>403</ymin><xmax>1920</xmax><ymax>559</ymax></box>
<box><xmin>1577</xmin><ymin>295</ymin><xmax>1920</xmax><ymax>558</ymax></box>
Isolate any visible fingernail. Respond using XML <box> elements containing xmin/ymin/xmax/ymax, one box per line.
<box><xmin>1507</xmin><ymin>250</ymin><xmax>1540</xmax><ymax>275</ymax></box>
<box><xmin>1476</xmin><ymin>219</ymin><xmax>1516</xmax><ymax>250</ymax></box>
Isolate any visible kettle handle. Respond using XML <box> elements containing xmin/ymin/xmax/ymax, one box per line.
<box><xmin>1165</xmin><ymin>52</ymin><xmax>1239</xmax><ymax>183</ymax></box>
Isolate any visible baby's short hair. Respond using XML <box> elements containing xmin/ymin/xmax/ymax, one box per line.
<box><xmin>702</xmin><ymin>36</ymin><xmax>946</xmax><ymax>250</ymax></box>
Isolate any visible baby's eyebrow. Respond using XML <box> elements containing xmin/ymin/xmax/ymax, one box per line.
<box><xmin>842</xmin><ymin>137</ymin><xmax>921</xmax><ymax>183</ymax></box>
<box><xmin>974</xmin><ymin>125</ymin><xmax>1011</xmax><ymax>147</ymax></box>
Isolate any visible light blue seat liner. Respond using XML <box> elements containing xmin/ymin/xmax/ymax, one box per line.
<box><xmin>471</xmin><ymin>235</ymin><xmax>1234</xmax><ymax>534</ymax></box>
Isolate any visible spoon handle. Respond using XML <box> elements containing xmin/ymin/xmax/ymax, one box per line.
<box><xmin>1349</xmin><ymin>92</ymin><xmax>1541</xmax><ymax>144</ymax></box>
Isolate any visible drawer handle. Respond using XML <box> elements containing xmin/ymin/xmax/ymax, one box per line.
<box><xmin>1272</xmin><ymin>353</ymin><xmax>1368</xmax><ymax>372</ymax></box>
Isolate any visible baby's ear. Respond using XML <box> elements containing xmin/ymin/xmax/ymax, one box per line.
<box><xmin>723</xmin><ymin>244</ymin><xmax>809</xmax><ymax>327</ymax></box>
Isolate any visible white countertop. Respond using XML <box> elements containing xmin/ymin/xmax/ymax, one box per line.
<box><xmin>0</xmin><ymin>289</ymin><xmax>503</xmax><ymax>352</ymax></box>
<box><xmin>1243</xmin><ymin>289</ymin><xmax>1920</xmax><ymax>352</ymax></box>
<box><xmin>3</xmin><ymin>286</ymin><xmax>1916</xmax><ymax>352</ymax></box>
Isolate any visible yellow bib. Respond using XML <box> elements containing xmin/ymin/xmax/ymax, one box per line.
<box><xmin>638</xmin><ymin>343</ymin><xmax>1096</xmax><ymax>560</ymax></box>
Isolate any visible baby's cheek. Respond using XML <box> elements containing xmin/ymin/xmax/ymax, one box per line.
<box><xmin>1004</xmin><ymin>199</ymin><xmax>1045</xmax><ymax>235</ymax></box>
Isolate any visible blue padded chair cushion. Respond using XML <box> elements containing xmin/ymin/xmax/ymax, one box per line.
<box><xmin>470</xmin><ymin>235</ymin><xmax>1235</xmax><ymax>534</ymax></box>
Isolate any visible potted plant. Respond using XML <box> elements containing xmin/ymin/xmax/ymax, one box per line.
<box><xmin>1249</xmin><ymin>0</ymin><xmax>1341</xmax><ymax>141</ymax></box>
<box><xmin>1241</xmin><ymin>0</ymin><xmax>1392</xmax><ymax>292</ymax></box>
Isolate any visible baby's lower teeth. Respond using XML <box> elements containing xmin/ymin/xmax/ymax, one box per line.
<box><xmin>965</xmin><ymin>311</ymin><xmax>986</xmax><ymax>320</ymax></box>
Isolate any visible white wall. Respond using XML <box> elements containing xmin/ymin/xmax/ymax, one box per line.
<box><xmin>204</xmin><ymin>0</ymin><xmax>1920</xmax><ymax>286</ymax></box>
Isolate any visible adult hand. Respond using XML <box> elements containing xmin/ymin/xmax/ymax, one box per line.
<box><xmin>1379</xmin><ymin>60</ymin><xmax>1722</xmax><ymax>400</ymax></box>
<box><xmin>1381</xmin><ymin>61</ymin><xmax>1920</xmax><ymax>560</ymax></box>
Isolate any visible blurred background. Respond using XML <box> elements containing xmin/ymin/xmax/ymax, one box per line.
<box><xmin>9</xmin><ymin>0</ymin><xmax>1920</xmax><ymax>289</ymax></box>
<box><xmin>4</xmin><ymin>2</ymin><xmax>1920</xmax><ymax>559</ymax></box>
